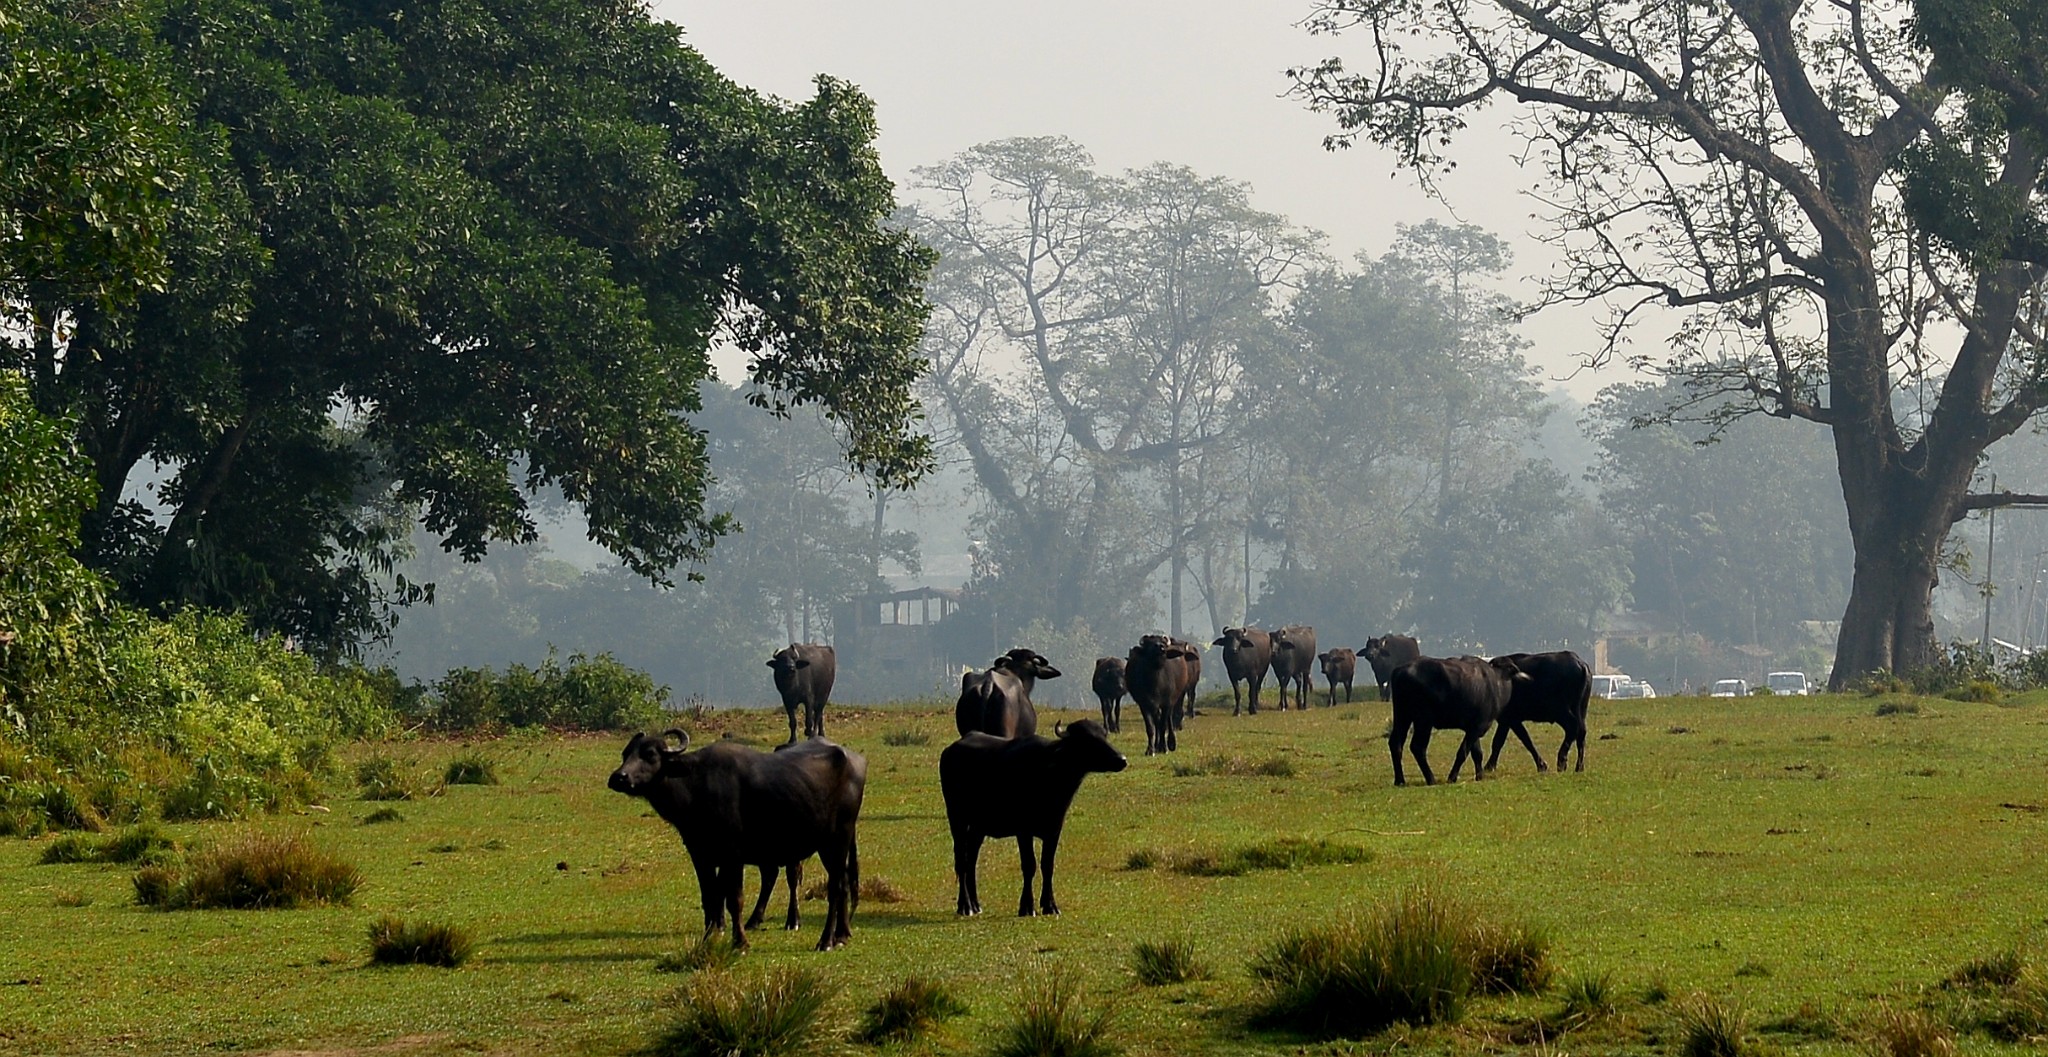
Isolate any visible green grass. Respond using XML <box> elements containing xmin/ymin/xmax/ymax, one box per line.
<box><xmin>7</xmin><ymin>695</ymin><xmax>2048</xmax><ymax>1055</ymax></box>
<box><xmin>651</xmin><ymin>967</ymin><xmax>838</xmax><ymax>1057</ymax></box>
<box><xmin>853</xmin><ymin>975</ymin><xmax>968</xmax><ymax>1044</ymax></box>
<box><xmin>367</xmin><ymin>915</ymin><xmax>476</xmax><ymax>967</ymax></box>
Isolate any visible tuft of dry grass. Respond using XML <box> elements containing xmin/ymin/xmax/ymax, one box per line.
<box><xmin>854</xmin><ymin>976</ymin><xmax>968</xmax><ymax>1045</ymax></box>
<box><xmin>650</xmin><ymin>967</ymin><xmax>839</xmax><ymax>1057</ymax></box>
<box><xmin>1131</xmin><ymin>937</ymin><xmax>1210</xmax><ymax>986</ymax></box>
<box><xmin>986</xmin><ymin>969</ymin><xmax>1120</xmax><ymax>1057</ymax></box>
<box><xmin>367</xmin><ymin>916</ymin><xmax>476</xmax><ymax>967</ymax></box>
<box><xmin>133</xmin><ymin>831</ymin><xmax>359</xmax><ymax>910</ymax></box>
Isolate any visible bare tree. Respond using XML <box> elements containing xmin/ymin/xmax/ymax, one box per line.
<box><xmin>1294</xmin><ymin>0</ymin><xmax>2048</xmax><ymax>685</ymax></box>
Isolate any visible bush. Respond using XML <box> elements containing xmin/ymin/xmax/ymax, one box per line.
<box><xmin>987</xmin><ymin>969</ymin><xmax>1119</xmax><ymax>1057</ymax></box>
<box><xmin>442</xmin><ymin>750</ymin><xmax>499</xmax><ymax>786</ymax></box>
<box><xmin>1677</xmin><ymin>996</ymin><xmax>1753</xmax><ymax>1057</ymax></box>
<box><xmin>1131</xmin><ymin>937</ymin><xmax>1210</xmax><ymax>986</ymax></box>
<box><xmin>651</xmin><ymin>967</ymin><xmax>838</xmax><ymax>1057</ymax></box>
<box><xmin>1250</xmin><ymin>886</ymin><xmax>1550</xmax><ymax>1037</ymax></box>
<box><xmin>367</xmin><ymin>915</ymin><xmax>475</xmax><ymax>967</ymax></box>
<box><xmin>135</xmin><ymin>831</ymin><xmax>359</xmax><ymax>910</ymax></box>
<box><xmin>854</xmin><ymin>976</ymin><xmax>968</xmax><ymax>1045</ymax></box>
<box><xmin>423</xmin><ymin>651</ymin><xmax>668</xmax><ymax>733</ymax></box>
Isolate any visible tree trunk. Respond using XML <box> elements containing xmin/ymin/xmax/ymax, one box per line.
<box><xmin>1827</xmin><ymin>452</ymin><xmax>1963</xmax><ymax>689</ymax></box>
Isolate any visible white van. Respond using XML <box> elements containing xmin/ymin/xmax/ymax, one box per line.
<box><xmin>1710</xmin><ymin>679</ymin><xmax>1750</xmax><ymax>697</ymax></box>
<box><xmin>1765</xmin><ymin>671</ymin><xmax>1810</xmax><ymax>696</ymax></box>
<box><xmin>1589</xmin><ymin>674</ymin><xmax>1630</xmax><ymax>698</ymax></box>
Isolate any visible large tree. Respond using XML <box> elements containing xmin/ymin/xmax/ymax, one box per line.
<box><xmin>1295</xmin><ymin>0</ymin><xmax>2048</xmax><ymax>685</ymax></box>
<box><xmin>6</xmin><ymin>0</ymin><xmax>933</xmax><ymax>654</ymax></box>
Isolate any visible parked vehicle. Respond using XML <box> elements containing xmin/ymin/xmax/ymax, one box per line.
<box><xmin>1765</xmin><ymin>671</ymin><xmax>1810</xmax><ymax>696</ymax></box>
<box><xmin>1612</xmin><ymin>680</ymin><xmax>1657</xmax><ymax>699</ymax></box>
<box><xmin>1710</xmin><ymin>679</ymin><xmax>1749</xmax><ymax>697</ymax></box>
<box><xmin>1589</xmin><ymin>674</ymin><xmax>1631</xmax><ymax>698</ymax></box>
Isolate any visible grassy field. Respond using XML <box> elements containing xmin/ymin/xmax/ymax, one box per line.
<box><xmin>3</xmin><ymin>689</ymin><xmax>2046</xmax><ymax>1056</ymax></box>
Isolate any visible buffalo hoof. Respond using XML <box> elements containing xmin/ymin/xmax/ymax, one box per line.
<box><xmin>1041</xmin><ymin>905</ymin><xmax>1060</xmax><ymax>916</ymax></box>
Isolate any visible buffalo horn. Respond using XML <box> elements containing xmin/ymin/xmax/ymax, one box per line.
<box><xmin>1054</xmin><ymin>720</ymin><xmax>1065</xmax><ymax>737</ymax></box>
<box><xmin>660</xmin><ymin>727</ymin><xmax>690</xmax><ymax>751</ymax></box>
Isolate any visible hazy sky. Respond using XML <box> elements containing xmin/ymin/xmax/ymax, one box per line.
<box><xmin>658</xmin><ymin>0</ymin><xmax>1615</xmax><ymax>398</ymax></box>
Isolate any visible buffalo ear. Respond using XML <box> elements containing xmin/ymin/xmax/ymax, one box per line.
<box><xmin>1211</xmin><ymin>636</ymin><xmax>1227</xmax><ymax>646</ymax></box>
<box><xmin>795</xmin><ymin>659</ymin><xmax>811</xmax><ymax>669</ymax></box>
<box><xmin>765</xmin><ymin>659</ymin><xmax>776</xmax><ymax>667</ymax></box>
<box><xmin>1317</xmin><ymin>652</ymin><xmax>1331</xmax><ymax>662</ymax></box>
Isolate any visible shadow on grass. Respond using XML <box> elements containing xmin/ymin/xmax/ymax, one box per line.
<box><xmin>496</xmin><ymin>930</ymin><xmax>666</xmax><ymax>944</ymax></box>
<box><xmin>487</xmin><ymin>950</ymin><xmax>656</xmax><ymax>964</ymax></box>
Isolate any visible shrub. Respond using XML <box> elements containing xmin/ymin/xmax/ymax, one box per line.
<box><xmin>881</xmin><ymin>728</ymin><xmax>931</xmax><ymax>747</ymax></box>
<box><xmin>1131</xmin><ymin>937</ymin><xmax>1210</xmax><ymax>986</ymax></box>
<box><xmin>1862</xmin><ymin>1003</ymin><xmax>1955</xmax><ymax>1057</ymax></box>
<box><xmin>138</xmin><ymin>831</ymin><xmax>359</xmax><ymax>910</ymax></box>
<box><xmin>1250</xmin><ymin>887</ymin><xmax>1479</xmax><ymax>1035</ymax></box>
<box><xmin>854</xmin><ymin>976</ymin><xmax>968</xmax><ymax>1045</ymax></box>
<box><xmin>1677</xmin><ymin>996</ymin><xmax>1752</xmax><ymax>1057</ymax></box>
<box><xmin>367</xmin><ymin>915</ymin><xmax>475</xmax><ymax>967</ymax></box>
<box><xmin>651</xmin><ymin>967</ymin><xmax>838</xmax><ymax>1057</ymax></box>
<box><xmin>654</xmin><ymin>935</ymin><xmax>741</xmax><ymax>975</ymax></box>
<box><xmin>987</xmin><ymin>969</ymin><xmax>1119</xmax><ymax>1057</ymax></box>
<box><xmin>425</xmin><ymin>652</ymin><xmax>668</xmax><ymax>732</ymax></box>
<box><xmin>355</xmin><ymin>754</ymin><xmax>418</xmax><ymax>801</ymax></box>
<box><xmin>442</xmin><ymin>750</ymin><xmax>499</xmax><ymax>786</ymax></box>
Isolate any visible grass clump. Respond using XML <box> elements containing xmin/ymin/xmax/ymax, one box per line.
<box><xmin>854</xmin><ymin>976</ymin><xmax>968</xmax><ymax>1045</ymax></box>
<box><xmin>1131</xmin><ymin>937</ymin><xmax>1210</xmax><ymax>986</ymax></box>
<box><xmin>1468</xmin><ymin>920</ymin><xmax>1554</xmax><ymax>994</ymax></box>
<box><xmin>651</xmin><ymin>967</ymin><xmax>838</xmax><ymax>1057</ymax></box>
<box><xmin>132</xmin><ymin>831</ymin><xmax>359</xmax><ymax>910</ymax></box>
<box><xmin>1943</xmin><ymin>949</ymin><xmax>2025</xmax><ymax>989</ymax></box>
<box><xmin>367</xmin><ymin>915</ymin><xmax>475</xmax><ymax>967</ymax></box>
<box><xmin>361</xmin><ymin>806</ymin><xmax>405</xmax><ymax>825</ymax></box>
<box><xmin>987</xmin><ymin>970</ymin><xmax>1119</xmax><ymax>1057</ymax></box>
<box><xmin>355</xmin><ymin>754</ymin><xmax>419</xmax><ymax>801</ymax></box>
<box><xmin>880</xmin><ymin>728</ymin><xmax>931</xmax><ymax>747</ymax></box>
<box><xmin>39</xmin><ymin>832</ymin><xmax>98</xmax><ymax>864</ymax></box>
<box><xmin>53</xmin><ymin>889</ymin><xmax>91</xmax><ymax>908</ymax></box>
<box><xmin>1873</xmin><ymin>700</ymin><xmax>1922</xmax><ymax>717</ymax></box>
<box><xmin>1170</xmin><ymin>753</ymin><xmax>1295</xmax><ymax>778</ymax></box>
<box><xmin>1677</xmin><ymin>995</ymin><xmax>1753</xmax><ymax>1057</ymax></box>
<box><xmin>1150</xmin><ymin>837</ymin><xmax>1370</xmax><ymax>878</ymax></box>
<box><xmin>654</xmin><ymin>934</ymin><xmax>740</xmax><ymax>975</ymax></box>
<box><xmin>1861</xmin><ymin>1003</ymin><xmax>1955</xmax><ymax>1057</ymax></box>
<box><xmin>41</xmin><ymin>823</ymin><xmax>181</xmax><ymax>866</ymax></box>
<box><xmin>1554</xmin><ymin>971</ymin><xmax>1618</xmax><ymax>1030</ymax></box>
<box><xmin>442</xmin><ymin>750</ymin><xmax>500</xmax><ymax>786</ymax></box>
<box><xmin>1942</xmin><ymin>679</ymin><xmax>2002</xmax><ymax>703</ymax></box>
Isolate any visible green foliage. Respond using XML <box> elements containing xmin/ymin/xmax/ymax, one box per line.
<box><xmin>986</xmin><ymin>969</ymin><xmax>1120</xmax><ymax>1057</ymax></box>
<box><xmin>1943</xmin><ymin>680</ymin><xmax>2002</xmax><ymax>703</ymax></box>
<box><xmin>651</xmin><ymin>968</ymin><xmax>839</xmax><ymax>1057</ymax></box>
<box><xmin>853</xmin><ymin>976</ymin><xmax>968</xmax><ymax>1045</ymax></box>
<box><xmin>367</xmin><ymin>916</ymin><xmax>475</xmax><ymax>968</ymax></box>
<box><xmin>134</xmin><ymin>831</ymin><xmax>359</xmax><ymax>910</ymax></box>
<box><xmin>0</xmin><ymin>376</ymin><xmax>110</xmax><ymax>726</ymax></box>
<box><xmin>420</xmin><ymin>652</ymin><xmax>667</xmax><ymax>732</ymax></box>
<box><xmin>1130</xmin><ymin>938</ymin><xmax>1211</xmax><ymax>986</ymax></box>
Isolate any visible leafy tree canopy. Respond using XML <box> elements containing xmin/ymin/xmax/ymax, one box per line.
<box><xmin>3</xmin><ymin>0</ymin><xmax>933</xmax><ymax>655</ymax></box>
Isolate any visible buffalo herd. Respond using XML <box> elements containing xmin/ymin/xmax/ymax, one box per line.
<box><xmin>609</xmin><ymin>630</ymin><xmax>1596</xmax><ymax>949</ymax></box>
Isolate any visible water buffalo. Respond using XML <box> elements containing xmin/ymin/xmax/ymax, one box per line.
<box><xmin>607</xmin><ymin>730</ymin><xmax>865</xmax><ymax>949</ymax></box>
<box><xmin>1387</xmin><ymin>656</ymin><xmax>1530</xmax><ymax>786</ymax></box>
<box><xmin>1212</xmin><ymin>627</ymin><xmax>1274</xmax><ymax>715</ymax></box>
<box><xmin>954</xmin><ymin>648</ymin><xmax>1063</xmax><ymax>738</ymax></box>
<box><xmin>1361</xmin><ymin>634</ymin><xmax>1422</xmax><ymax>701</ymax></box>
<box><xmin>1091</xmin><ymin>657</ymin><xmax>1127</xmax><ymax>733</ymax></box>
<box><xmin>1485</xmin><ymin>650</ymin><xmax>1592</xmax><ymax>773</ymax></box>
<box><xmin>768</xmin><ymin>643</ymin><xmax>837</xmax><ymax>744</ymax></box>
<box><xmin>1126</xmin><ymin>634</ymin><xmax>1196</xmax><ymax>754</ymax></box>
<box><xmin>1269</xmin><ymin>625</ymin><xmax>1318</xmax><ymax>710</ymax></box>
<box><xmin>1175</xmin><ymin>637</ymin><xmax>1204</xmax><ymax>725</ymax></box>
<box><xmin>1317</xmin><ymin>647</ymin><xmax>1358</xmax><ymax>706</ymax></box>
<box><xmin>940</xmin><ymin>719</ymin><xmax>1128</xmax><ymax>917</ymax></box>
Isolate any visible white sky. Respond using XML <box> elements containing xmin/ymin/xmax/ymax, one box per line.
<box><xmin>657</xmin><ymin>0</ymin><xmax>1617</xmax><ymax>399</ymax></box>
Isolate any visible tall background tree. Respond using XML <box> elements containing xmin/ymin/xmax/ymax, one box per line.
<box><xmin>1295</xmin><ymin>0</ymin><xmax>2048</xmax><ymax>686</ymax></box>
<box><xmin>5</xmin><ymin>0</ymin><xmax>934</xmax><ymax>656</ymax></box>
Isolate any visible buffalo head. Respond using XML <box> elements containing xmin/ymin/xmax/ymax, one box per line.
<box><xmin>767</xmin><ymin>644</ymin><xmax>811</xmax><ymax>673</ymax></box>
<box><xmin>608</xmin><ymin>728</ymin><xmax>689</xmax><ymax>795</ymax></box>
<box><xmin>994</xmin><ymin>647</ymin><xmax>1061</xmax><ymax>681</ymax></box>
<box><xmin>1053</xmin><ymin>719</ymin><xmax>1129</xmax><ymax>773</ymax></box>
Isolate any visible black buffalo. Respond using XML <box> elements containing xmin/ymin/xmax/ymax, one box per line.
<box><xmin>1386</xmin><ymin>656</ymin><xmax>1530</xmax><ymax>786</ymax></box>
<box><xmin>1269</xmin><ymin>625</ymin><xmax>1318</xmax><ymax>710</ymax></box>
<box><xmin>1091</xmin><ymin>657</ymin><xmax>1127</xmax><ymax>733</ymax></box>
<box><xmin>607</xmin><ymin>730</ymin><xmax>865</xmax><ymax>949</ymax></box>
<box><xmin>954</xmin><ymin>648</ymin><xmax>1063</xmax><ymax>739</ymax></box>
<box><xmin>1317</xmin><ymin>647</ymin><xmax>1358</xmax><ymax>706</ymax></box>
<box><xmin>1361</xmin><ymin>634</ymin><xmax>1422</xmax><ymax>701</ymax></box>
<box><xmin>1175</xmin><ymin>637</ymin><xmax>1204</xmax><ymax>724</ymax></box>
<box><xmin>1212</xmin><ymin>627</ymin><xmax>1274</xmax><ymax>715</ymax></box>
<box><xmin>1485</xmin><ymin>650</ymin><xmax>1592</xmax><ymax>773</ymax></box>
<box><xmin>768</xmin><ymin>643</ymin><xmax>837</xmax><ymax>744</ymax></box>
<box><xmin>1126</xmin><ymin>634</ymin><xmax>1196</xmax><ymax>754</ymax></box>
<box><xmin>940</xmin><ymin>719</ymin><xmax>1128</xmax><ymax>917</ymax></box>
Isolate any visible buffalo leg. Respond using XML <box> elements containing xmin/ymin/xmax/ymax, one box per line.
<box><xmin>783</xmin><ymin>705</ymin><xmax>799</xmax><ymax>745</ymax></box>
<box><xmin>1377</xmin><ymin>680</ymin><xmax>1391</xmax><ymax>702</ymax></box>
<box><xmin>719</xmin><ymin>863</ymin><xmax>748</xmax><ymax>948</ymax></box>
<box><xmin>1487</xmin><ymin>721</ymin><xmax>1546</xmax><ymax>773</ymax></box>
<box><xmin>1408</xmin><ymin>726</ymin><xmax>1437</xmax><ymax>785</ymax></box>
<box><xmin>1387</xmin><ymin>720</ymin><xmax>1410</xmax><ymax>786</ymax></box>
<box><xmin>1231</xmin><ymin>679</ymin><xmax>1243</xmax><ymax>716</ymax></box>
<box><xmin>691</xmin><ymin>858</ymin><xmax>725</xmax><ymax>938</ymax></box>
<box><xmin>1038</xmin><ymin>828</ymin><xmax>1063</xmax><ymax>915</ymax></box>
<box><xmin>1016</xmin><ymin>835</ymin><xmax>1038</xmax><ymax>917</ymax></box>
<box><xmin>1111</xmin><ymin>696</ymin><xmax>1122</xmax><ymax>733</ymax></box>
<box><xmin>785</xmin><ymin>860</ymin><xmax>803</xmax><ymax>930</ymax></box>
<box><xmin>952</xmin><ymin>828</ymin><xmax>983</xmax><ymax>916</ymax></box>
<box><xmin>746</xmin><ymin>864</ymin><xmax>778</xmax><ymax>929</ymax></box>
<box><xmin>815</xmin><ymin>838</ymin><xmax>852</xmax><ymax>950</ymax></box>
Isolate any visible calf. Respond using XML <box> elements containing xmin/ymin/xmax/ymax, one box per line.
<box><xmin>1125</xmin><ymin>634</ymin><xmax>1195</xmax><ymax>754</ymax></box>
<box><xmin>1175</xmin><ymin>638</ymin><xmax>1204</xmax><ymax>725</ymax></box>
<box><xmin>954</xmin><ymin>648</ymin><xmax>1063</xmax><ymax>738</ymax></box>
<box><xmin>1091</xmin><ymin>657</ymin><xmax>1127</xmax><ymax>733</ymax></box>
<box><xmin>1484</xmin><ymin>650</ymin><xmax>1592</xmax><ymax>773</ymax></box>
<box><xmin>1212</xmin><ymin>627</ymin><xmax>1274</xmax><ymax>715</ymax></box>
<box><xmin>1268</xmin><ymin>625</ymin><xmax>1318</xmax><ymax>710</ymax></box>
<box><xmin>1386</xmin><ymin>656</ymin><xmax>1530</xmax><ymax>786</ymax></box>
<box><xmin>768</xmin><ymin>643</ymin><xmax>837</xmax><ymax>744</ymax></box>
<box><xmin>607</xmin><ymin>730</ymin><xmax>865</xmax><ymax>949</ymax></box>
<box><xmin>940</xmin><ymin>720</ymin><xmax>1128</xmax><ymax>917</ymax></box>
<box><xmin>1361</xmin><ymin>634</ymin><xmax>1421</xmax><ymax>702</ymax></box>
<box><xmin>1317</xmin><ymin>647</ymin><xmax>1358</xmax><ymax>706</ymax></box>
